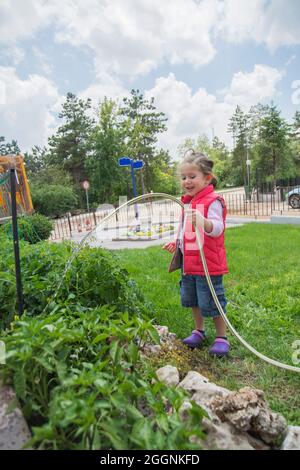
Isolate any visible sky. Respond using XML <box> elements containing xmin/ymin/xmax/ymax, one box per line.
<box><xmin>0</xmin><ymin>0</ymin><xmax>300</xmax><ymax>159</ymax></box>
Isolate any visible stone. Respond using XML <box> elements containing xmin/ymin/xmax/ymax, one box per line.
<box><xmin>281</xmin><ymin>426</ymin><xmax>300</xmax><ymax>450</ymax></box>
<box><xmin>155</xmin><ymin>325</ymin><xmax>169</xmax><ymax>337</ymax></box>
<box><xmin>210</xmin><ymin>386</ymin><xmax>287</xmax><ymax>445</ymax></box>
<box><xmin>155</xmin><ymin>365</ymin><xmax>180</xmax><ymax>386</ymax></box>
<box><xmin>202</xmin><ymin>418</ymin><xmax>255</xmax><ymax>450</ymax></box>
<box><xmin>178</xmin><ymin>371</ymin><xmax>230</xmax><ymax>398</ymax></box>
<box><xmin>178</xmin><ymin>400</ymin><xmax>193</xmax><ymax>421</ymax></box>
<box><xmin>0</xmin><ymin>385</ymin><xmax>31</xmax><ymax>450</ymax></box>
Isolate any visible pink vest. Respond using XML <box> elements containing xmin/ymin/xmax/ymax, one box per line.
<box><xmin>180</xmin><ymin>185</ymin><xmax>228</xmax><ymax>276</ymax></box>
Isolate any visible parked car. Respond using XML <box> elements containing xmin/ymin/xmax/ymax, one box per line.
<box><xmin>286</xmin><ymin>187</ymin><xmax>300</xmax><ymax>208</ymax></box>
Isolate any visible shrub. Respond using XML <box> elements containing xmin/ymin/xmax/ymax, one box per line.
<box><xmin>31</xmin><ymin>184</ymin><xmax>78</xmax><ymax>218</ymax></box>
<box><xmin>0</xmin><ymin>233</ymin><xmax>206</xmax><ymax>450</ymax></box>
<box><xmin>3</xmin><ymin>213</ymin><xmax>53</xmax><ymax>244</ymax></box>
<box><xmin>0</xmin><ymin>235</ymin><xmax>147</xmax><ymax>325</ymax></box>
<box><xmin>1</xmin><ymin>306</ymin><xmax>205</xmax><ymax>450</ymax></box>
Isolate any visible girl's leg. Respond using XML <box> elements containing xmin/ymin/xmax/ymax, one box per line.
<box><xmin>183</xmin><ymin>307</ymin><xmax>205</xmax><ymax>348</ymax></box>
<box><xmin>192</xmin><ymin>306</ymin><xmax>204</xmax><ymax>331</ymax></box>
<box><xmin>213</xmin><ymin>315</ymin><xmax>227</xmax><ymax>337</ymax></box>
<box><xmin>210</xmin><ymin>315</ymin><xmax>230</xmax><ymax>356</ymax></box>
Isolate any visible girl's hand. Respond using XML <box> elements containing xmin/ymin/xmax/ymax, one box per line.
<box><xmin>162</xmin><ymin>241</ymin><xmax>176</xmax><ymax>253</ymax></box>
<box><xmin>185</xmin><ymin>208</ymin><xmax>205</xmax><ymax>228</ymax></box>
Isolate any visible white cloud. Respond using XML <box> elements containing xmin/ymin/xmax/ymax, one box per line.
<box><xmin>0</xmin><ymin>0</ymin><xmax>53</xmax><ymax>44</ymax></box>
<box><xmin>145</xmin><ymin>73</ymin><xmax>233</xmax><ymax>158</ymax></box>
<box><xmin>41</xmin><ymin>0</ymin><xmax>219</xmax><ymax>77</ymax></box>
<box><xmin>0</xmin><ymin>0</ymin><xmax>219</xmax><ymax>78</ymax></box>
<box><xmin>222</xmin><ymin>64</ymin><xmax>284</xmax><ymax>107</ymax></box>
<box><xmin>32</xmin><ymin>46</ymin><xmax>53</xmax><ymax>75</ymax></box>
<box><xmin>0</xmin><ymin>46</ymin><xmax>25</xmax><ymax>66</ymax></box>
<box><xmin>0</xmin><ymin>67</ymin><xmax>61</xmax><ymax>151</ymax></box>
<box><xmin>79</xmin><ymin>71</ymin><xmax>127</xmax><ymax>106</ymax></box>
<box><xmin>145</xmin><ymin>65</ymin><xmax>283</xmax><ymax>157</ymax></box>
<box><xmin>218</xmin><ymin>0</ymin><xmax>300</xmax><ymax>50</ymax></box>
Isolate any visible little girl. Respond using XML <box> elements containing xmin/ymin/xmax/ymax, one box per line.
<box><xmin>163</xmin><ymin>150</ymin><xmax>229</xmax><ymax>357</ymax></box>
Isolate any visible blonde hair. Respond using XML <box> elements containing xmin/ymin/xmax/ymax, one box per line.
<box><xmin>181</xmin><ymin>149</ymin><xmax>218</xmax><ymax>188</ymax></box>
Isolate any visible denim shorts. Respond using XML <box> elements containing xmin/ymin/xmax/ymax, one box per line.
<box><xmin>180</xmin><ymin>274</ymin><xmax>227</xmax><ymax>318</ymax></box>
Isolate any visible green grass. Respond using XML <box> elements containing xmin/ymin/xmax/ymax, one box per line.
<box><xmin>115</xmin><ymin>223</ymin><xmax>300</xmax><ymax>425</ymax></box>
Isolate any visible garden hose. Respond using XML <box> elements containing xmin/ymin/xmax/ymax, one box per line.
<box><xmin>51</xmin><ymin>192</ymin><xmax>300</xmax><ymax>373</ymax></box>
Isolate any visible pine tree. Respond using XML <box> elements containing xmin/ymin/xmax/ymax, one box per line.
<box><xmin>48</xmin><ymin>93</ymin><xmax>95</xmax><ymax>187</ymax></box>
<box><xmin>227</xmin><ymin>106</ymin><xmax>251</xmax><ymax>186</ymax></box>
<box><xmin>0</xmin><ymin>136</ymin><xmax>20</xmax><ymax>155</ymax></box>
<box><xmin>86</xmin><ymin>98</ymin><xmax>126</xmax><ymax>204</ymax></box>
<box><xmin>255</xmin><ymin>104</ymin><xmax>293</xmax><ymax>183</ymax></box>
<box><xmin>119</xmin><ymin>90</ymin><xmax>168</xmax><ymax>192</ymax></box>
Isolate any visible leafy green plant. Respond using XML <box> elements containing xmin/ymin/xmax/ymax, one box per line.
<box><xmin>0</xmin><ymin>235</ymin><xmax>148</xmax><ymax>324</ymax></box>
<box><xmin>3</xmin><ymin>213</ymin><xmax>53</xmax><ymax>244</ymax></box>
<box><xmin>1</xmin><ymin>305</ymin><xmax>206</xmax><ymax>450</ymax></box>
<box><xmin>0</xmin><ymin>230</ymin><xmax>207</xmax><ymax>450</ymax></box>
<box><xmin>31</xmin><ymin>184</ymin><xmax>78</xmax><ymax>218</ymax></box>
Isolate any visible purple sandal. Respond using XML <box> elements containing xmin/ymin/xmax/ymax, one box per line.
<box><xmin>209</xmin><ymin>338</ymin><xmax>230</xmax><ymax>357</ymax></box>
<box><xmin>183</xmin><ymin>330</ymin><xmax>206</xmax><ymax>348</ymax></box>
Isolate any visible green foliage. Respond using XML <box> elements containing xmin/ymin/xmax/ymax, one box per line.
<box><xmin>0</xmin><ymin>232</ymin><xmax>206</xmax><ymax>449</ymax></box>
<box><xmin>177</xmin><ymin>135</ymin><xmax>232</xmax><ymax>188</ymax></box>
<box><xmin>0</xmin><ymin>235</ymin><xmax>147</xmax><ymax>324</ymax></box>
<box><xmin>1</xmin><ymin>306</ymin><xmax>205</xmax><ymax>449</ymax></box>
<box><xmin>85</xmin><ymin>98</ymin><xmax>128</xmax><ymax>205</ymax></box>
<box><xmin>47</xmin><ymin>93</ymin><xmax>95</xmax><ymax>189</ymax></box>
<box><xmin>253</xmin><ymin>104</ymin><xmax>294</xmax><ymax>182</ymax></box>
<box><xmin>119</xmin><ymin>89</ymin><xmax>168</xmax><ymax>193</ymax></box>
<box><xmin>24</xmin><ymin>146</ymin><xmax>49</xmax><ymax>175</ymax></box>
<box><xmin>31</xmin><ymin>183</ymin><xmax>78</xmax><ymax>217</ymax></box>
<box><xmin>116</xmin><ymin>225</ymin><xmax>300</xmax><ymax>425</ymax></box>
<box><xmin>147</xmin><ymin>150</ymin><xmax>180</xmax><ymax>195</ymax></box>
<box><xmin>3</xmin><ymin>213</ymin><xmax>53</xmax><ymax>244</ymax></box>
<box><xmin>0</xmin><ymin>136</ymin><xmax>21</xmax><ymax>155</ymax></box>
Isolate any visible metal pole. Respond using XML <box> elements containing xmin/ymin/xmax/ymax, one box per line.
<box><xmin>247</xmin><ymin>164</ymin><xmax>250</xmax><ymax>196</ymax></box>
<box><xmin>85</xmin><ymin>188</ymin><xmax>90</xmax><ymax>213</ymax></box>
<box><xmin>131</xmin><ymin>161</ymin><xmax>139</xmax><ymax>221</ymax></box>
<box><xmin>10</xmin><ymin>168</ymin><xmax>24</xmax><ymax>316</ymax></box>
<box><xmin>130</xmin><ymin>161</ymin><xmax>137</xmax><ymax>198</ymax></box>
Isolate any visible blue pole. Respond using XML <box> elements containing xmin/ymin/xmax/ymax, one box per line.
<box><xmin>130</xmin><ymin>161</ymin><xmax>137</xmax><ymax>198</ymax></box>
<box><xmin>130</xmin><ymin>161</ymin><xmax>139</xmax><ymax>222</ymax></box>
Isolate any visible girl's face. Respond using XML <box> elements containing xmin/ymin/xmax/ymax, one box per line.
<box><xmin>180</xmin><ymin>163</ymin><xmax>211</xmax><ymax>197</ymax></box>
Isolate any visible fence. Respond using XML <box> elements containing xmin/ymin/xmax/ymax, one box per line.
<box><xmin>218</xmin><ymin>183</ymin><xmax>300</xmax><ymax>217</ymax></box>
<box><xmin>49</xmin><ymin>183</ymin><xmax>300</xmax><ymax>240</ymax></box>
<box><xmin>49</xmin><ymin>199</ymin><xmax>181</xmax><ymax>241</ymax></box>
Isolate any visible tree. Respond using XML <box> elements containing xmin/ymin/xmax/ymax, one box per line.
<box><xmin>177</xmin><ymin>134</ymin><xmax>211</xmax><ymax>159</ymax></box>
<box><xmin>119</xmin><ymin>89</ymin><xmax>168</xmax><ymax>192</ymax></box>
<box><xmin>86</xmin><ymin>98</ymin><xmax>127</xmax><ymax>205</ymax></box>
<box><xmin>29</xmin><ymin>165</ymin><xmax>78</xmax><ymax>216</ymax></box>
<box><xmin>227</xmin><ymin>106</ymin><xmax>251</xmax><ymax>186</ymax></box>
<box><xmin>24</xmin><ymin>146</ymin><xmax>49</xmax><ymax>175</ymax></box>
<box><xmin>210</xmin><ymin>137</ymin><xmax>232</xmax><ymax>187</ymax></box>
<box><xmin>177</xmin><ymin>134</ymin><xmax>232</xmax><ymax>188</ymax></box>
<box><xmin>146</xmin><ymin>149</ymin><xmax>180</xmax><ymax>195</ymax></box>
<box><xmin>0</xmin><ymin>136</ymin><xmax>20</xmax><ymax>155</ymax></box>
<box><xmin>289</xmin><ymin>111</ymin><xmax>300</xmax><ymax>174</ymax></box>
<box><xmin>48</xmin><ymin>93</ymin><xmax>95</xmax><ymax>188</ymax></box>
<box><xmin>254</xmin><ymin>104</ymin><xmax>293</xmax><ymax>184</ymax></box>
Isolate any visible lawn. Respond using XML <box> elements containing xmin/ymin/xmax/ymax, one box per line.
<box><xmin>115</xmin><ymin>223</ymin><xmax>300</xmax><ymax>425</ymax></box>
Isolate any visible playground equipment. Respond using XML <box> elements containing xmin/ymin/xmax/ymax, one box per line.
<box><xmin>0</xmin><ymin>155</ymin><xmax>33</xmax><ymax>219</ymax></box>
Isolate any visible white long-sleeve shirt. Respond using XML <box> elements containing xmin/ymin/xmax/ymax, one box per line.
<box><xmin>205</xmin><ymin>199</ymin><xmax>225</xmax><ymax>237</ymax></box>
